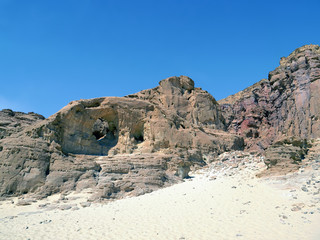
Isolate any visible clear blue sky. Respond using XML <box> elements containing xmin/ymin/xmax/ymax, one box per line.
<box><xmin>1</xmin><ymin>0</ymin><xmax>319</xmax><ymax>117</ymax></box>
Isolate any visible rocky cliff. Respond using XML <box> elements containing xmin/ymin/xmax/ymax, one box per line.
<box><xmin>0</xmin><ymin>76</ymin><xmax>243</xmax><ymax>200</ymax></box>
<box><xmin>219</xmin><ymin>44</ymin><xmax>320</xmax><ymax>151</ymax></box>
<box><xmin>1</xmin><ymin>44</ymin><xmax>319</xmax><ymax>200</ymax></box>
<box><xmin>0</xmin><ymin>109</ymin><xmax>45</xmax><ymax>140</ymax></box>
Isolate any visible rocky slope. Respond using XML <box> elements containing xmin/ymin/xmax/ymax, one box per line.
<box><xmin>0</xmin><ymin>76</ymin><xmax>243</xmax><ymax>200</ymax></box>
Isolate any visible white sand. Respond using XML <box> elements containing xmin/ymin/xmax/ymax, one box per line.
<box><xmin>1</xmin><ymin>165</ymin><xmax>320</xmax><ymax>240</ymax></box>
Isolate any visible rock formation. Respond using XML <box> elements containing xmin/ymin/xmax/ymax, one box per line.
<box><xmin>0</xmin><ymin>109</ymin><xmax>45</xmax><ymax>139</ymax></box>
<box><xmin>1</xmin><ymin>44</ymin><xmax>320</xmax><ymax>199</ymax></box>
<box><xmin>220</xmin><ymin>44</ymin><xmax>320</xmax><ymax>150</ymax></box>
<box><xmin>0</xmin><ymin>76</ymin><xmax>243</xmax><ymax>200</ymax></box>
<box><xmin>219</xmin><ymin>44</ymin><xmax>320</xmax><ymax>174</ymax></box>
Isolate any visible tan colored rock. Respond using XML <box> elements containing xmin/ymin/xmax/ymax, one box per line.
<box><xmin>256</xmin><ymin>137</ymin><xmax>311</xmax><ymax>177</ymax></box>
<box><xmin>0</xmin><ymin>109</ymin><xmax>44</xmax><ymax>140</ymax></box>
<box><xmin>0</xmin><ymin>76</ymin><xmax>243</xmax><ymax>200</ymax></box>
<box><xmin>2</xmin><ymin>44</ymin><xmax>319</xmax><ymax>199</ymax></box>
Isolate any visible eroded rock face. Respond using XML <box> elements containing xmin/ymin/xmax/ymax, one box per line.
<box><xmin>1</xmin><ymin>44</ymin><xmax>319</xmax><ymax>199</ymax></box>
<box><xmin>127</xmin><ymin>76</ymin><xmax>225</xmax><ymax>131</ymax></box>
<box><xmin>259</xmin><ymin>137</ymin><xmax>311</xmax><ymax>176</ymax></box>
<box><xmin>0</xmin><ymin>76</ymin><xmax>243</xmax><ymax>200</ymax></box>
<box><xmin>0</xmin><ymin>109</ymin><xmax>45</xmax><ymax>140</ymax></box>
<box><xmin>219</xmin><ymin>44</ymin><xmax>320</xmax><ymax>151</ymax></box>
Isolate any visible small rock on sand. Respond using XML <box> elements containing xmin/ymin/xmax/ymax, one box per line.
<box><xmin>16</xmin><ymin>200</ymin><xmax>32</xmax><ymax>206</ymax></box>
<box><xmin>58</xmin><ymin>205</ymin><xmax>73</xmax><ymax>211</ymax></box>
<box><xmin>80</xmin><ymin>202</ymin><xmax>91</xmax><ymax>208</ymax></box>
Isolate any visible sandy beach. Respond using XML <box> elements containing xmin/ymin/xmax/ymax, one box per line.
<box><xmin>1</xmin><ymin>154</ymin><xmax>320</xmax><ymax>240</ymax></box>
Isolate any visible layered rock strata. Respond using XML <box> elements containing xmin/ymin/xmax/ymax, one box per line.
<box><xmin>1</xmin><ymin>44</ymin><xmax>320</xmax><ymax>199</ymax></box>
<box><xmin>0</xmin><ymin>76</ymin><xmax>243</xmax><ymax>200</ymax></box>
<box><xmin>219</xmin><ymin>44</ymin><xmax>320</xmax><ymax>152</ymax></box>
<box><xmin>0</xmin><ymin>109</ymin><xmax>44</xmax><ymax>139</ymax></box>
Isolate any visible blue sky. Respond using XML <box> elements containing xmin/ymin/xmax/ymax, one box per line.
<box><xmin>1</xmin><ymin>0</ymin><xmax>319</xmax><ymax>117</ymax></box>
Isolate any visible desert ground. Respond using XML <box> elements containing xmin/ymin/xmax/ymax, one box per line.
<box><xmin>0</xmin><ymin>152</ymin><xmax>319</xmax><ymax>240</ymax></box>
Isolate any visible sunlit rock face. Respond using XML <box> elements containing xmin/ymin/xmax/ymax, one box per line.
<box><xmin>0</xmin><ymin>75</ymin><xmax>243</xmax><ymax>200</ymax></box>
<box><xmin>1</xmin><ymin>44</ymin><xmax>320</xmax><ymax>199</ymax></box>
<box><xmin>219</xmin><ymin>44</ymin><xmax>320</xmax><ymax>151</ymax></box>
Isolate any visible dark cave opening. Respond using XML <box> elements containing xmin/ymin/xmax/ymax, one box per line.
<box><xmin>93</xmin><ymin>130</ymin><xmax>105</xmax><ymax>140</ymax></box>
<box><xmin>134</xmin><ymin>134</ymin><xmax>144</xmax><ymax>142</ymax></box>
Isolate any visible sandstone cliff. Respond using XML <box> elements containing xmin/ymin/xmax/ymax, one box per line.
<box><xmin>219</xmin><ymin>44</ymin><xmax>320</xmax><ymax>175</ymax></box>
<box><xmin>1</xmin><ymin>44</ymin><xmax>320</xmax><ymax>199</ymax></box>
<box><xmin>0</xmin><ymin>76</ymin><xmax>243</xmax><ymax>200</ymax></box>
<box><xmin>219</xmin><ymin>44</ymin><xmax>320</xmax><ymax>151</ymax></box>
<box><xmin>0</xmin><ymin>109</ymin><xmax>44</xmax><ymax>140</ymax></box>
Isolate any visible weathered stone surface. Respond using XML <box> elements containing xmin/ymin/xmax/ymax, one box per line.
<box><xmin>257</xmin><ymin>137</ymin><xmax>320</xmax><ymax>177</ymax></box>
<box><xmin>220</xmin><ymin>79</ymin><xmax>273</xmax><ymax>151</ymax></box>
<box><xmin>1</xmin><ymin>44</ymin><xmax>320</xmax><ymax>199</ymax></box>
<box><xmin>129</xmin><ymin>76</ymin><xmax>225</xmax><ymax>130</ymax></box>
<box><xmin>0</xmin><ymin>109</ymin><xmax>46</xmax><ymax>196</ymax></box>
<box><xmin>0</xmin><ymin>109</ymin><xmax>44</xmax><ymax>139</ymax></box>
<box><xmin>219</xmin><ymin>44</ymin><xmax>320</xmax><ymax>152</ymax></box>
<box><xmin>0</xmin><ymin>76</ymin><xmax>243</xmax><ymax>200</ymax></box>
<box><xmin>257</xmin><ymin>137</ymin><xmax>311</xmax><ymax>176</ymax></box>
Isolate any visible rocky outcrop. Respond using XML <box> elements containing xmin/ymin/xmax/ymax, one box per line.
<box><xmin>219</xmin><ymin>44</ymin><xmax>320</xmax><ymax>152</ymax></box>
<box><xmin>0</xmin><ymin>76</ymin><xmax>243</xmax><ymax>200</ymax></box>
<box><xmin>1</xmin><ymin>45</ymin><xmax>319</xmax><ymax>199</ymax></box>
<box><xmin>127</xmin><ymin>76</ymin><xmax>225</xmax><ymax>130</ymax></box>
<box><xmin>0</xmin><ymin>109</ymin><xmax>45</xmax><ymax>140</ymax></box>
<box><xmin>257</xmin><ymin>137</ymin><xmax>311</xmax><ymax>176</ymax></box>
<box><xmin>219</xmin><ymin>79</ymin><xmax>273</xmax><ymax>151</ymax></box>
<box><xmin>256</xmin><ymin>137</ymin><xmax>320</xmax><ymax>177</ymax></box>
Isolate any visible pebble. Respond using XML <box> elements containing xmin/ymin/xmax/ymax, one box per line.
<box><xmin>80</xmin><ymin>202</ymin><xmax>91</xmax><ymax>208</ymax></box>
<box><xmin>279</xmin><ymin>214</ymin><xmax>288</xmax><ymax>219</ymax></box>
<box><xmin>38</xmin><ymin>203</ymin><xmax>49</xmax><ymax>208</ymax></box>
<box><xmin>58</xmin><ymin>205</ymin><xmax>72</xmax><ymax>211</ymax></box>
<box><xmin>16</xmin><ymin>200</ymin><xmax>32</xmax><ymax>206</ymax></box>
<box><xmin>39</xmin><ymin>220</ymin><xmax>52</xmax><ymax>224</ymax></box>
<box><xmin>291</xmin><ymin>206</ymin><xmax>301</xmax><ymax>211</ymax></box>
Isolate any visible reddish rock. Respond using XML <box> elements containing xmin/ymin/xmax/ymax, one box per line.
<box><xmin>219</xmin><ymin>44</ymin><xmax>320</xmax><ymax>152</ymax></box>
